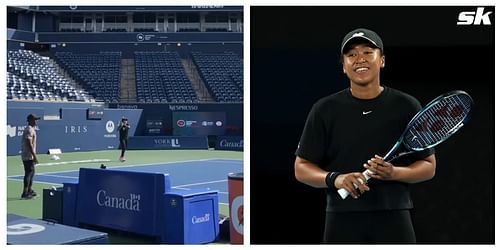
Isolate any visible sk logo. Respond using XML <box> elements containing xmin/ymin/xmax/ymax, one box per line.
<box><xmin>457</xmin><ymin>7</ymin><xmax>493</xmax><ymax>25</ymax></box>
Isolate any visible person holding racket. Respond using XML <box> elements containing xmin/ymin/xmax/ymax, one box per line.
<box><xmin>118</xmin><ymin>117</ymin><xmax>130</xmax><ymax>162</ymax></box>
<box><xmin>294</xmin><ymin>28</ymin><xmax>437</xmax><ymax>243</ymax></box>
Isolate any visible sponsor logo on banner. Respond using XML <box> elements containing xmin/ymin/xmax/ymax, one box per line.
<box><xmin>116</xmin><ymin>104</ymin><xmax>138</xmax><ymax>109</ymax></box>
<box><xmin>96</xmin><ymin>190</ymin><xmax>141</xmax><ymax>212</ymax></box>
<box><xmin>202</xmin><ymin>121</ymin><xmax>215</xmax><ymax>127</ymax></box>
<box><xmin>220</xmin><ymin>139</ymin><xmax>244</xmax><ymax>149</ymax></box>
<box><xmin>186</xmin><ymin>120</ymin><xmax>197</xmax><ymax>127</ymax></box>
<box><xmin>106</xmin><ymin>121</ymin><xmax>115</xmax><ymax>133</ymax></box>
<box><xmin>7</xmin><ymin>125</ymin><xmax>37</xmax><ymax>137</ymax></box>
<box><xmin>216</xmin><ymin>121</ymin><xmax>223</xmax><ymax>127</ymax></box>
<box><xmin>137</xmin><ymin>33</ymin><xmax>156</xmax><ymax>42</ymax></box>
<box><xmin>104</xmin><ymin>121</ymin><xmax>116</xmax><ymax>138</ymax></box>
<box><xmin>137</xmin><ymin>33</ymin><xmax>145</xmax><ymax>41</ymax></box>
<box><xmin>192</xmin><ymin>213</ymin><xmax>211</xmax><ymax>224</ymax></box>
<box><xmin>169</xmin><ymin>105</ymin><xmax>199</xmax><ymax>111</ymax></box>
<box><xmin>7</xmin><ymin>125</ymin><xmax>16</xmax><ymax>137</ymax></box>
<box><xmin>177</xmin><ymin>120</ymin><xmax>186</xmax><ymax>127</ymax></box>
<box><xmin>154</xmin><ymin>138</ymin><xmax>181</xmax><ymax>148</ymax></box>
<box><xmin>177</xmin><ymin>119</ymin><xmax>198</xmax><ymax>128</ymax></box>
<box><xmin>192</xmin><ymin>5</ymin><xmax>224</xmax><ymax>9</ymax></box>
<box><xmin>65</xmin><ymin>125</ymin><xmax>88</xmax><ymax>134</ymax></box>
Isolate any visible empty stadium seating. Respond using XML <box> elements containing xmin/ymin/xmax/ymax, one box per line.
<box><xmin>55</xmin><ymin>52</ymin><xmax>122</xmax><ymax>103</ymax></box>
<box><xmin>135</xmin><ymin>51</ymin><xmax>198</xmax><ymax>103</ymax></box>
<box><xmin>7</xmin><ymin>49</ymin><xmax>243</xmax><ymax>104</ymax></box>
<box><xmin>7</xmin><ymin>50</ymin><xmax>92</xmax><ymax>102</ymax></box>
<box><xmin>191</xmin><ymin>51</ymin><xmax>243</xmax><ymax>102</ymax></box>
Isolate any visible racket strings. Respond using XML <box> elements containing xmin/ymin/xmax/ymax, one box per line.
<box><xmin>405</xmin><ymin>94</ymin><xmax>472</xmax><ymax>150</ymax></box>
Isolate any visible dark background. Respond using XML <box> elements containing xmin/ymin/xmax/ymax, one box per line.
<box><xmin>250</xmin><ymin>6</ymin><xmax>494</xmax><ymax>244</ymax></box>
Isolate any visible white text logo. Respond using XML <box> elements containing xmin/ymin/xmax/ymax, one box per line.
<box><xmin>457</xmin><ymin>7</ymin><xmax>492</xmax><ymax>25</ymax></box>
<box><xmin>65</xmin><ymin>125</ymin><xmax>88</xmax><ymax>134</ymax></box>
<box><xmin>154</xmin><ymin>138</ymin><xmax>180</xmax><ymax>147</ymax></box>
<box><xmin>192</xmin><ymin>213</ymin><xmax>210</xmax><ymax>224</ymax></box>
<box><xmin>220</xmin><ymin>139</ymin><xmax>243</xmax><ymax>148</ymax></box>
<box><xmin>96</xmin><ymin>190</ymin><xmax>141</xmax><ymax>212</ymax></box>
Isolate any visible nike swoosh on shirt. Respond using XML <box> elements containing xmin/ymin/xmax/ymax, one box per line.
<box><xmin>362</xmin><ymin>111</ymin><xmax>372</xmax><ymax>115</ymax></box>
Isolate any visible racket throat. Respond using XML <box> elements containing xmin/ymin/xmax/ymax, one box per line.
<box><xmin>387</xmin><ymin>151</ymin><xmax>414</xmax><ymax>162</ymax></box>
<box><xmin>383</xmin><ymin>142</ymin><xmax>403</xmax><ymax>161</ymax></box>
<box><xmin>384</xmin><ymin>141</ymin><xmax>414</xmax><ymax>163</ymax></box>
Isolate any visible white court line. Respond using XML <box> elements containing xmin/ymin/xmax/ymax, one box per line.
<box><xmin>37</xmin><ymin>174</ymin><xmax>79</xmax><ymax>179</ymax></box>
<box><xmin>173</xmin><ymin>179</ymin><xmax>227</xmax><ymax>188</ymax></box>
<box><xmin>105</xmin><ymin>158</ymin><xmax>242</xmax><ymax>172</ymax></box>
<box><xmin>7</xmin><ymin>179</ymin><xmax>63</xmax><ymax>187</ymax></box>
<box><xmin>34</xmin><ymin>159</ymin><xmax>111</xmax><ymax>167</ymax></box>
<box><xmin>208</xmin><ymin>159</ymin><xmax>243</xmax><ymax>163</ymax></box>
<box><xmin>7</xmin><ymin>157</ymin><xmax>242</xmax><ymax>178</ymax></box>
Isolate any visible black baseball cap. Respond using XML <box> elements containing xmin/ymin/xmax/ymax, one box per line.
<box><xmin>27</xmin><ymin>114</ymin><xmax>40</xmax><ymax>121</ymax></box>
<box><xmin>341</xmin><ymin>28</ymin><xmax>384</xmax><ymax>54</ymax></box>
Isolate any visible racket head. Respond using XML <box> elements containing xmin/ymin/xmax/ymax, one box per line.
<box><xmin>402</xmin><ymin>90</ymin><xmax>473</xmax><ymax>151</ymax></box>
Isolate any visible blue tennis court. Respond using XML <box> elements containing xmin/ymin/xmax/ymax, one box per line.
<box><xmin>8</xmin><ymin>158</ymin><xmax>242</xmax><ymax>204</ymax></box>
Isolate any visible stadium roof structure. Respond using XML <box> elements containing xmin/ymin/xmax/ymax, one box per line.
<box><xmin>12</xmin><ymin>6</ymin><xmax>242</xmax><ymax>13</ymax></box>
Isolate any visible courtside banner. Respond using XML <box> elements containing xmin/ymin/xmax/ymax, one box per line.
<box><xmin>76</xmin><ymin>168</ymin><xmax>171</xmax><ymax>236</ymax></box>
<box><xmin>128</xmin><ymin>136</ymin><xmax>208</xmax><ymax>150</ymax></box>
<box><xmin>215</xmin><ymin>136</ymin><xmax>243</xmax><ymax>151</ymax></box>
<box><xmin>7</xmin><ymin>107</ymin><xmax>142</xmax><ymax>155</ymax></box>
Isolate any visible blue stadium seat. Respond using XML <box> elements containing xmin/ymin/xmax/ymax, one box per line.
<box><xmin>7</xmin><ymin>50</ymin><xmax>92</xmax><ymax>102</ymax></box>
<box><xmin>55</xmin><ymin>51</ymin><xmax>122</xmax><ymax>102</ymax></box>
<box><xmin>134</xmin><ymin>51</ymin><xmax>198</xmax><ymax>103</ymax></box>
<box><xmin>191</xmin><ymin>51</ymin><xmax>243</xmax><ymax>103</ymax></box>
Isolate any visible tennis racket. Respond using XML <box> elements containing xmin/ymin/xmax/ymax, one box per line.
<box><xmin>337</xmin><ymin>90</ymin><xmax>474</xmax><ymax>199</ymax></box>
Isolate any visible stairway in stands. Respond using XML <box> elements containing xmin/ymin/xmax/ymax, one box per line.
<box><xmin>181</xmin><ymin>57</ymin><xmax>214</xmax><ymax>102</ymax></box>
<box><xmin>120</xmin><ymin>58</ymin><xmax>137</xmax><ymax>103</ymax></box>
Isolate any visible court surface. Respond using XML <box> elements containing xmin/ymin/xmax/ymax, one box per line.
<box><xmin>7</xmin><ymin>149</ymin><xmax>243</xmax><ymax>243</ymax></box>
<box><xmin>8</xmin><ymin>158</ymin><xmax>241</xmax><ymax>204</ymax></box>
<box><xmin>7</xmin><ymin>150</ymin><xmax>243</xmax><ymax>244</ymax></box>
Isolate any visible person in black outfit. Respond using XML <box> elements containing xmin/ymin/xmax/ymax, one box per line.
<box><xmin>294</xmin><ymin>28</ymin><xmax>436</xmax><ymax>243</ymax></box>
<box><xmin>118</xmin><ymin>117</ymin><xmax>130</xmax><ymax>162</ymax></box>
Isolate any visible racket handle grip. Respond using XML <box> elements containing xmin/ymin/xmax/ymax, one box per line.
<box><xmin>337</xmin><ymin>187</ymin><xmax>350</xmax><ymax>200</ymax></box>
<box><xmin>337</xmin><ymin>170</ymin><xmax>373</xmax><ymax>199</ymax></box>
